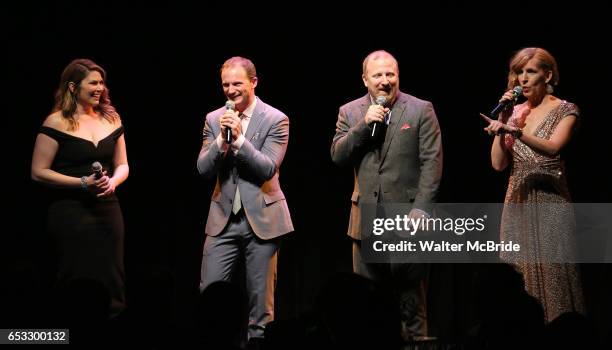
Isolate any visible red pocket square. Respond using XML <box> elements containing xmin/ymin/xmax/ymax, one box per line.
<box><xmin>401</xmin><ymin>123</ymin><xmax>411</xmax><ymax>130</ymax></box>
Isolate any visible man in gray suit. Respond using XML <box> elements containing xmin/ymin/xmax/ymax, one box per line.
<box><xmin>197</xmin><ymin>56</ymin><xmax>293</xmax><ymax>343</ymax></box>
<box><xmin>331</xmin><ymin>50</ymin><xmax>443</xmax><ymax>338</ymax></box>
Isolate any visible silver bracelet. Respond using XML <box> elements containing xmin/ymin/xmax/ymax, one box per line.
<box><xmin>80</xmin><ymin>176</ymin><xmax>88</xmax><ymax>191</ymax></box>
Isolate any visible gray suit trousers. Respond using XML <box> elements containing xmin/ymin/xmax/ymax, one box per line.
<box><xmin>200</xmin><ymin>212</ymin><xmax>279</xmax><ymax>340</ymax></box>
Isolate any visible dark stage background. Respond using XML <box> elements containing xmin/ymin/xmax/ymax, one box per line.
<box><xmin>3</xmin><ymin>1</ymin><xmax>612</xmax><ymax>342</ymax></box>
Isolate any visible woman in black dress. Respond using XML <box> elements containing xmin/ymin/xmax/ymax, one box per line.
<box><xmin>31</xmin><ymin>59</ymin><xmax>129</xmax><ymax>318</ymax></box>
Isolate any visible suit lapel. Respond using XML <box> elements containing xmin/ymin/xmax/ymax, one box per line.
<box><xmin>380</xmin><ymin>94</ymin><xmax>408</xmax><ymax>164</ymax></box>
<box><xmin>245</xmin><ymin>97</ymin><xmax>264</xmax><ymax>141</ymax></box>
<box><xmin>358</xmin><ymin>95</ymin><xmax>370</xmax><ymax>125</ymax></box>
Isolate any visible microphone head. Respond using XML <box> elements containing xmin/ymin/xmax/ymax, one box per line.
<box><xmin>225</xmin><ymin>100</ymin><xmax>235</xmax><ymax>110</ymax></box>
<box><xmin>375</xmin><ymin>96</ymin><xmax>387</xmax><ymax>106</ymax></box>
<box><xmin>92</xmin><ymin>161</ymin><xmax>103</xmax><ymax>172</ymax></box>
<box><xmin>512</xmin><ymin>86</ymin><xmax>523</xmax><ymax>97</ymax></box>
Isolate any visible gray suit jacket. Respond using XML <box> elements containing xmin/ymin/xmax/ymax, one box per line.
<box><xmin>197</xmin><ymin>97</ymin><xmax>293</xmax><ymax>239</ymax></box>
<box><xmin>331</xmin><ymin>92</ymin><xmax>443</xmax><ymax>240</ymax></box>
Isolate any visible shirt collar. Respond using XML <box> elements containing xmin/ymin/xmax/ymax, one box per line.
<box><xmin>241</xmin><ymin>97</ymin><xmax>257</xmax><ymax>119</ymax></box>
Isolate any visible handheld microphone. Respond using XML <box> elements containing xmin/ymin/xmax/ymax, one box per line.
<box><xmin>371</xmin><ymin>95</ymin><xmax>387</xmax><ymax>137</ymax></box>
<box><xmin>225</xmin><ymin>100</ymin><xmax>235</xmax><ymax>143</ymax></box>
<box><xmin>490</xmin><ymin>86</ymin><xmax>523</xmax><ymax>117</ymax></box>
<box><xmin>92</xmin><ymin>161</ymin><xmax>104</xmax><ymax>179</ymax></box>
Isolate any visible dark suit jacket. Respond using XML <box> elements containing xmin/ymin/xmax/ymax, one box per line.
<box><xmin>331</xmin><ymin>92</ymin><xmax>443</xmax><ymax>240</ymax></box>
<box><xmin>198</xmin><ymin>97</ymin><xmax>293</xmax><ymax>239</ymax></box>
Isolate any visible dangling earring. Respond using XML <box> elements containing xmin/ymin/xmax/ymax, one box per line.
<box><xmin>546</xmin><ymin>83</ymin><xmax>554</xmax><ymax>94</ymax></box>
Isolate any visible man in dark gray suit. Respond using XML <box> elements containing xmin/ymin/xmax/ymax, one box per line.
<box><xmin>331</xmin><ymin>50</ymin><xmax>443</xmax><ymax>338</ymax></box>
<box><xmin>197</xmin><ymin>57</ymin><xmax>293</xmax><ymax>343</ymax></box>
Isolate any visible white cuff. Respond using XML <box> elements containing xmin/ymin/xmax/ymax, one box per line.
<box><xmin>216</xmin><ymin>134</ymin><xmax>230</xmax><ymax>153</ymax></box>
<box><xmin>231</xmin><ymin>134</ymin><xmax>245</xmax><ymax>154</ymax></box>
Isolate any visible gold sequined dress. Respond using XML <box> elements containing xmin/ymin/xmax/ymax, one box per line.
<box><xmin>499</xmin><ymin>100</ymin><xmax>585</xmax><ymax>322</ymax></box>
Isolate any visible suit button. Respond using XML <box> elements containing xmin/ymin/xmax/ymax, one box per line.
<box><xmin>229</xmin><ymin>199</ymin><xmax>233</xmax><ymax>203</ymax></box>
<box><xmin>378</xmin><ymin>169</ymin><xmax>382</xmax><ymax>174</ymax></box>
<box><xmin>374</xmin><ymin>191</ymin><xmax>378</xmax><ymax>197</ymax></box>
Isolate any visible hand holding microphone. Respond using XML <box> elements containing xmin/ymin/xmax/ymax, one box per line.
<box><xmin>368</xmin><ymin>96</ymin><xmax>388</xmax><ymax>137</ymax></box>
<box><xmin>224</xmin><ymin>100</ymin><xmax>236</xmax><ymax>143</ymax></box>
<box><xmin>91</xmin><ymin>161</ymin><xmax>115</xmax><ymax>197</ymax></box>
<box><xmin>490</xmin><ymin>86</ymin><xmax>523</xmax><ymax>118</ymax></box>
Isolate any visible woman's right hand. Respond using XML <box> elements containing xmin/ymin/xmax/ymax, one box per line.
<box><xmin>500</xmin><ymin>90</ymin><xmax>518</xmax><ymax>104</ymax></box>
<box><xmin>497</xmin><ymin>90</ymin><xmax>518</xmax><ymax>121</ymax></box>
<box><xmin>85</xmin><ymin>171</ymin><xmax>110</xmax><ymax>195</ymax></box>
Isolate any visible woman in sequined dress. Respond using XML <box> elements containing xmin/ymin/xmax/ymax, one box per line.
<box><xmin>481</xmin><ymin>47</ymin><xmax>585</xmax><ymax>322</ymax></box>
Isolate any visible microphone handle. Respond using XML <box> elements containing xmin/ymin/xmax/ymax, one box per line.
<box><xmin>490</xmin><ymin>102</ymin><xmax>507</xmax><ymax>117</ymax></box>
<box><xmin>371</xmin><ymin>122</ymin><xmax>380</xmax><ymax>137</ymax></box>
<box><xmin>225</xmin><ymin>108</ymin><xmax>235</xmax><ymax>144</ymax></box>
<box><xmin>371</xmin><ymin>102</ymin><xmax>386</xmax><ymax>137</ymax></box>
<box><xmin>225</xmin><ymin>127</ymin><xmax>232</xmax><ymax>143</ymax></box>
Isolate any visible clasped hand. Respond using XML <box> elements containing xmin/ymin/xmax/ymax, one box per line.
<box><xmin>220</xmin><ymin>110</ymin><xmax>243</xmax><ymax>140</ymax></box>
<box><xmin>85</xmin><ymin>171</ymin><xmax>116</xmax><ymax>198</ymax></box>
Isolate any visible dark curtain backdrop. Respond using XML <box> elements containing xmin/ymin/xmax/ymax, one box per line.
<box><xmin>3</xmin><ymin>1</ymin><xmax>611</xmax><ymax>340</ymax></box>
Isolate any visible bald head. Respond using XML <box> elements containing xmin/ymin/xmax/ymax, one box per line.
<box><xmin>362</xmin><ymin>50</ymin><xmax>398</xmax><ymax>75</ymax></box>
<box><xmin>362</xmin><ymin>50</ymin><xmax>400</xmax><ymax>105</ymax></box>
